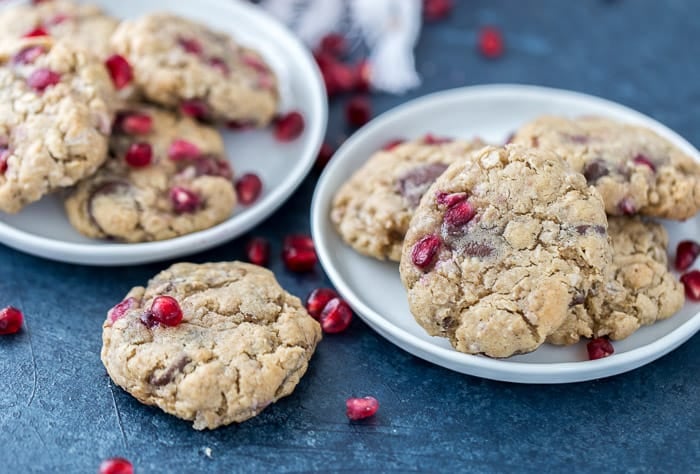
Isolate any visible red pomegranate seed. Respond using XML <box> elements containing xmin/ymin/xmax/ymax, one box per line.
<box><xmin>274</xmin><ymin>111</ymin><xmax>305</xmax><ymax>142</ymax></box>
<box><xmin>119</xmin><ymin>112</ymin><xmax>152</xmax><ymax>135</ymax></box>
<box><xmin>306</xmin><ymin>288</ymin><xmax>338</xmax><ymax>320</ymax></box>
<box><xmin>235</xmin><ymin>173</ymin><xmax>263</xmax><ymax>205</ymax></box>
<box><xmin>680</xmin><ymin>270</ymin><xmax>700</xmax><ymax>301</ymax></box>
<box><xmin>245</xmin><ymin>237</ymin><xmax>270</xmax><ymax>266</ymax></box>
<box><xmin>168</xmin><ymin>139</ymin><xmax>201</xmax><ymax>161</ymax></box>
<box><xmin>0</xmin><ymin>147</ymin><xmax>10</xmax><ymax>174</ymax></box>
<box><xmin>124</xmin><ymin>142</ymin><xmax>152</xmax><ymax>167</ymax></box>
<box><xmin>180</xmin><ymin>99</ymin><xmax>208</xmax><ymax>120</ymax></box>
<box><xmin>316</xmin><ymin>142</ymin><xmax>334</xmax><ymax>169</ymax></box>
<box><xmin>27</xmin><ymin>68</ymin><xmax>60</xmax><ymax>92</ymax></box>
<box><xmin>411</xmin><ymin>234</ymin><xmax>441</xmax><ymax>269</ymax></box>
<box><xmin>330</xmin><ymin>62</ymin><xmax>356</xmax><ymax>92</ymax></box>
<box><xmin>178</xmin><ymin>37</ymin><xmax>202</xmax><ymax>55</ymax></box>
<box><xmin>282</xmin><ymin>234</ymin><xmax>317</xmax><ymax>272</ymax></box>
<box><xmin>354</xmin><ymin>60</ymin><xmax>372</xmax><ymax>92</ymax></box>
<box><xmin>586</xmin><ymin>337</ymin><xmax>614</xmax><ymax>360</ymax></box>
<box><xmin>107</xmin><ymin>297</ymin><xmax>137</xmax><ymax>323</ymax></box>
<box><xmin>12</xmin><ymin>45</ymin><xmax>45</xmax><ymax>64</ymax></box>
<box><xmin>23</xmin><ymin>26</ymin><xmax>49</xmax><ymax>38</ymax></box>
<box><xmin>346</xmin><ymin>396</ymin><xmax>379</xmax><ymax>421</ymax></box>
<box><xmin>319</xmin><ymin>33</ymin><xmax>347</xmax><ymax>57</ymax></box>
<box><xmin>0</xmin><ymin>306</ymin><xmax>23</xmax><ymax>335</ymax></box>
<box><xmin>320</xmin><ymin>297</ymin><xmax>353</xmax><ymax>333</ymax></box>
<box><xmin>423</xmin><ymin>133</ymin><xmax>452</xmax><ymax>145</ymax></box>
<box><xmin>99</xmin><ymin>457</ymin><xmax>133</xmax><ymax>474</ymax></box>
<box><xmin>147</xmin><ymin>296</ymin><xmax>183</xmax><ymax>327</ymax></box>
<box><xmin>170</xmin><ymin>187</ymin><xmax>200</xmax><ymax>213</ymax></box>
<box><xmin>423</xmin><ymin>0</ymin><xmax>452</xmax><ymax>21</ymax></box>
<box><xmin>478</xmin><ymin>26</ymin><xmax>504</xmax><ymax>58</ymax></box>
<box><xmin>382</xmin><ymin>139</ymin><xmax>405</xmax><ymax>151</ymax></box>
<box><xmin>226</xmin><ymin>120</ymin><xmax>255</xmax><ymax>131</ymax></box>
<box><xmin>345</xmin><ymin>96</ymin><xmax>371</xmax><ymax>127</ymax></box>
<box><xmin>633</xmin><ymin>154</ymin><xmax>656</xmax><ymax>172</ymax></box>
<box><xmin>676</xmin><ymin>240</ymin><xmax>700</xmax><ymax>271</ymax></box>
<box><xmin>444</xmin><ymin>201</ymin><xmax>475</xmax><ymax>227</ymax></box>
<box><xmin>618</xmin><ymin>197</ymin><xmax>636</xmax><ymax>216</ymax></box>
<box><xmin>208</xmin><ymin>57</ymin><xmax>229</xmax><ymax>75</ymax></box>
<box><xmin>241</xmin><ymin>53</ymin><xmax>268</xmax><ymax>73</ymax></box>
<box><xmin>436</xmin><ymin>191</ymin><xmax>467</xmax><ymax>207</ymax></box>
<box><xmin>105</xmin><ymin>54</ymin><xmax>133</xmax><ymax>90</ymax></box>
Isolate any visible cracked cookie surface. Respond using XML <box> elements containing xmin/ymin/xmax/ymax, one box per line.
<box><xmin>65</xmin><ymin>104</ymin><xmax>236</xmax><ymax>242</ymax></box>
<box><xmin>331</xmin><ymin>137</ymin><xmax>485</xmax><ymax>261</ymax></box>
<box><xmin>110</xmin><ymin>13</ymin><xmax>278</xmax><ymax>125</ymax></box>
<box><xmin>550</xmin><ymin>217</ymin><xmax>684</xmax><ymax>345</ymax></box>
<box><xmin>0</xmin><ymin>37</ymin><xmax>115</xmax><ymax>213</ymax></box>
<box><xmin>101</xmin><ymin>262</ymin><xmax>322</xmax><ymax>430</ymax></box>
<box><xmin>513</xmin><ymin>115</ymin><xmax>700</xmax><ymax>219</ymax></box>
<box><xmin>399</xmin><ymin>145</ymin><xmax>612</xmax><ymax>358</ymax></box>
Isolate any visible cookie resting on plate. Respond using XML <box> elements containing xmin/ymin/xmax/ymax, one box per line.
<box><xmin>399</xmin><ymin>145</ymin><xmax>612</xmax><ymax>358</ymax></box>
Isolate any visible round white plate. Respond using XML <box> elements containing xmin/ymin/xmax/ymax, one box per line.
<box><xmin>311</xmin><ymin>84</ymin><xmax>700</xmax><ymax>384</ymax></box>
<box><xmin>0</xmin><ymin>0</ymin><xmax>326</xmax><ymax>265</ymax></box>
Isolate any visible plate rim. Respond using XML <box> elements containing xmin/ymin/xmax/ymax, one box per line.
<box><xmin>0</xmin><ymin>0</ymin><xmax>328</xmax><ymax>266</ymax></box>
<box><xmin>311</xmin><ymin>83</ymin><xmax>700</xmax><ymax>384</ymax></box>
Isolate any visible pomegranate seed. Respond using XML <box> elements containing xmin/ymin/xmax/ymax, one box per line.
<box><xmin>382</xmin><ymin>139</ymin><xmax>405</xmax><ymax>151</ymax></box>
<box><xmin>423</xmin><ymin>0</ymin><xmax>452</xmax><ymax>21</ymax></box>
<box><xmin>478</xmin><ymin>26</ymin><xmax>504</xmax><ymax>58</ymax></box>
<box><xmin>124</xmin><ymin>142</ymin><xmax>152</xmax><ymax>167</ymax></box>
<box><xmin>676</xmin><ymin>240</ymin><xmax>700</xmax><ymax>271</ymax></box>
<box><xmin>633</xmin><ymin>154</ymin><xmax>656</xmax><ymax>172</ymax></box>
<box><xmin>226</xmin><ymin>120</ymin><xmax>255</xmax><ymax>131</ymax></box>
<box><xmin>12</xmin><ymin>45</ymin><xmax>45</xmax><ymax>64</ymax></box>
<box><xmin>105</xmin><ymin>54</ymin><xmax>133</xmax><ymax>90</ymax></box>
<box><xmin>411</xmin><ymin>234</ymin><xmax>441</xmax><ymax>269</ymax></box>
<box><xmin>193</xmin><ymin>157</ymin><xmax>233</xmax><ymax>180</ymax></box>
<box><xmin>0</xmin><ymin>147</ymin><xmax>10</xmax><ymax>174</ymax></box>
<box><xmin>282</xmin><ymin>234</ymin><xmax>317</xmax><ymax>272</ymax></box>
<box><xmin>586</xmin><ymin>337</ymin><xmax>614</xmax><ymax>360</ymax></box>
<box><xmin>354</xmin><ymin>60</ymin><xmax>372</xmax><ymax>92</ymax></box>
<box><xmin>618</xmin><ymin>197</ymin><xmax>636</xmax><ymax>216</ymax></box>
<box><xmin>241</xmin><ymin>53</ymin><xmax>269</xmax><ymax>73</ymax></box>
<box><xmin>99</xmin><ymin>457</ymin><xmax>133</xmax><ymax>474</ymax></box>
<box><xmin>320</xmin><ymin>298</ymin><xmax>353</xmax><ymax>333</ymax></box>
<box><xmin>345</xmin><ymin>96</ymin><xmax>371</xmax><ymax>127</ymax></box>
<box><xmin>118</xmin><ymin>112</ymin><xmax>152</xmax><ymax>135</ymax></box>
<box><xmin>444</xmin><ymin>201</ymin><xmax>475</xmax><ymax>227</ymax></box>
<box><xmin>245</xmin><ymin>237</ymin><xmax>270</xmax><ymax>266</ymax></box>
<box><xmin>23</xmin><ymin>26</ymin><xmax>49</xmax><ymax>38</ymax></box>
<box><xmin>178</xmin><ymin>37</ymin><xmax>202</xmax><ymax>55</ymax></box>
<box><xmin>319</xmin><ymin>33</ymin><xmax>347</xmax><ymax>57</ymax></box>
<box><xmin>146</xmin><ymin>296</ymin><xmax>183</xmax><ymax>327</ymax></box>
<box><xmin>0</xmin><ymin>306</ymin><xmax>23</xmax><ymax>335</ymax></box>
<box><xmin>423</xmin><ymin>133</ymin><xmax>452</xmax><ymax>145</ymax></box>
<box><xmin>306</xmin><ymin>288</ymin><xmax>338</xmax><ymax>320</ymax></box>
<box><xmin>330</xmin><ymin>62</ymin><xmax>356</xmax><ymax>92</ymax></box>
<box><xmin>316</xmin><ymin>142</ymin><xmax>334</xmax><ymax>169</ymax></box>
<box><xmin>180</xmin><ymin>99</ymin><xmax>208</xmax><ymax>120</ymax></box>
<box><xmin>168</xmin><ymin>139</ymin><xmax>201</xmax><ymax>161</ymax></box>
<box><xmin>208</xmin><ymin>56</ymin><xmax>229</xmax><ymax>75</ymax></box>
<box><xmin>346</xmin><ymin>396</ymin><xmax>379</xmax><ymax>420</ymax></box>
<box><xmin>170</xmin><ymin>187</ymin><xmax>200</xmax><ymax>213</ymax></box>
<box><xmin>436</xmin><ymin>191</ymin><xmax>467</xmax><ymax>207</ymax></box>
<box><xmin>107</xmin><ymin>297</ymin><xmax>137</xmax><ymax>323</ymax></box>
<box><xmin>27</xmin><ymin>68</ymin><xmax>60</xmax><ymax>92</ymax></box>
<box><xmin>680</xmin><ymin>270</ymin><xmax>700</xmax><ymax>301</ymax></box>
<box><xmin>235</xmin><ymin>173</ymin><xmax>263</xmax><ymax>205</ymax></box>
<box><xmin>274</xmin><ymin>111</ymin><xmax>305</xmax><ymax>142</ymax></box>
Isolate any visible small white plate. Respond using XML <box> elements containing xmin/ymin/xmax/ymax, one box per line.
<box><xmin>0</xmin><ymin>0</ymin><xmax>326</xmax><ymax>265</ymax></box>
<box><xmin>311</xmin><ymin>84</ymin><xmax>700</xmax><ymax>383</ymax></box>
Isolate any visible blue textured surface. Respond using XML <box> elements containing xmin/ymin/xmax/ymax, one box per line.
<box><xmin>2</xmin><ymin>1</ymin><xmax>700</xmax><ymax>472</ymax></box>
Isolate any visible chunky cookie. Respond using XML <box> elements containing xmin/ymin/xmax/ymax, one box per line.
<box><xmin>0</xmin><ymin>37</ymin><xmax>115</xmax><ymax>213</ymax></box>
<box><xmin>110</xmin><ymin>13</ymin><xmax>278</xmax><ymax>126</ymax></box>
<box><xmin>101</xmin><ymin>262</ymin><xmax>322</xmax><ymax>430</ymax></box>
<box><xmin>65</xmin><ymin>104</ymin><xmax>236</xmax><ymax>242</ymax></box>
<box><xmin>549</xmin><ymin>217</ymin><xmax>684</xmax><ymax>345</ymax></box>
<box><xmin>399</xmin><ymin>145</ymin><xmax>612</xmax><ymax>358</ymax></box>
<box><xmin>0</xmin><ymin>0</ymin><xmax>118</xmax><ymax>58</ymax></box>
<box><xmin>331</xmin><ymin>136</ymin><xmax>485</xmax><ymax>261</ymax></box>
<box><xmin>513</xmin><ymin>116</ymin><xmax>700</xmax><ymax>220</ymax></box>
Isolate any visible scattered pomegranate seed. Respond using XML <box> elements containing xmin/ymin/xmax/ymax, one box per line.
<box><xmin>245</xmin><ymin>237</ymin><xmax>270</xmax><ymax>266</ymax></box>
<box><xmin>306</xmin><ymin>288</ymin><xmax>339</xmax><ymax>320</ymax></box>
<box><xmin>168</xmin><ymin>139</ymin><xmax>201</xmax><ymax>161</ymax></box>
<box><xmin>274</xmin><ymin>111</ymin><xmax>305</xmax><ymax>142</ymax></box>
<box><xmin>107</xmin><ymin>297</ymin><xmax>137</xmax><ymax>323</ymax></box>
<box><xmin>346</xmin><ymin>396</ymin><xmax>379</xmax><ymax>420</ymax></box>
<box><xmin>12</xmin><ymin>45</ymin><xmax>45</xmax><ymax>64</ymax></box>
<box><xmin>105</xmin><ymin>54</ymin><xmax>133</xmax><ymax>90</ymax></box>
<box><xmin>345</xmin><ymin>96</ymin><xmax>371</xmax><ymax>127</ymax></box>
<box><xmin>586</xmin><ymin>337</ymin><xmax>614</xmax><ymax>360</ymax></box>
<box><xmin>178</xmin><ymin>37</ymin><xmax>203</xmax><ymax>55</ymax></box>
<box><xmin>320</xmin><ymin>297</ymin><xmax>353</xmax><ymax>333</ymax></box>
<box><xmin>444</xmin><ymin>201</ymin><xmax>475</xmax><ymax>227</ymax></box>
<box><xmin>282</xmin><ymin>234</ymin><xmax>317</xmax><ymax>272</ymax></box>
<box><xmin>676</xmin><ymin>240</ymin><xmax>700</xmax><ymax>271</ymax></box>
<box><xmin>124</xmin><ymin>142</ymin><xmax>152</xmax><ymax>167</ymax></box>
<box><xmin>411</xmin><ymin>234</ymin><xmax>441</xmax><ymax>269</ymax></box>
<box><xmin>436</xmin><ymin>191</ymin><xmax>467</xmax><ymax>207</ymax></box>
<box><xmin>23</xmin><ymin>26</ymin><xmax>49</xmax><ymax>38</ymax></box>
<box><xmin>119</xmin><ymin>112</ymin><xmax>152</xmax><ymax>135</ymax></box>
<box><xmin>618</xmin><ymin>197</ymin><xmax>636</xmax><ymax>216</ymax></box>
<box><xmin>633</xmin><ymin>154</ymin><xmax>656</xmax><ymax>172</ymax></box>
<box><xmin>99</xmin><ymin>457</ymin><xmax>134</xmax><ymax>474</ymax></box>
<box><xmin>478</xmin><ymin>26</ymin><xmax>504</xmax><ymax>58</ymax></box>
<box><xmin>170</xmin><ymin>186</ymin><xmax>200</xmax><ymax>213</ymax></box>
<box><xmin>0</xmin><ymin>306</ymin><xmax>23</xmax><ymax>335</ymax></box>
<box><xmin>680</xmin><ymin>270</ymin><xmax>700</xmax><ymax>301</ymax></box>
<box><xmin>180</xmin><ymin>99</ymin><xmax>208</xmax><ymax>120</ymax></box>
<box><xmin>235</xmin><ymin>173</ymin><xmax>263</xmax><ymax>205</ymax></box>
<box><xmin>423</xmin><ymin>133</ymin><xmax>452</xmax><ymax>145</ymax></box>
<box><xmin>423</xmin><ymin>0</ymin><xmax>453</xmax><ymax>21</ymax></box>
<box><xmin>382</xmin><ymin>139</ymin><xmax>405</xmax><ymax>151</ymax></box>
<box><xmin>27</xmin><ymin>68</ymin><xmax>60</xmax><ymax>92</ymax></box>
<box><xmin>316</xmin><ymin>142</ymin><xmax>334</xmax><ymax>169</ymax></box>
<box><xmin>319</xmin><ymin>33</ymin><xmax>347</xmax><ymax>57</ymax></box>
<box><xmin>146</xmin><ymin>296</ymin><xmax>183</xmax><ymax>327</ymax></box>
<box><xmin>208</xmin><ymin>56</ymin><xmax>229</xmax><ymax>75</ymax></box>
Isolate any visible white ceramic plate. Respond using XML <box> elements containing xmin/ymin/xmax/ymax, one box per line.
<box><xmin>0</xmin><ymin>0</ymin><xmax>326</xmax><ymax>265</ymax></box>
<box><xmin>311</xmin><ymin>84</ymin><xmax>700</xmax><ymax>384</ymax></box>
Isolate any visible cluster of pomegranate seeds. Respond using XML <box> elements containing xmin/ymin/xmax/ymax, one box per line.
<box><xmin>319</xmin><ymin>298</ymin><xmax>353</xmax><ymax>333</ymax></box>
<box><xmin>245</xmin><ymin>237</ymin><xmax>270</xmax><ymax>266</ymax></box>
<box><xmin>345</xmin><ymin>96</ymin><xmax>372</xmax><ymax>127</ymax></box>
<box><xmin>306</xmin><ymin>288</ymin><xmax>338</xmax><ymax>319</ymax></box>
<box><xmin>23</xmin><ymin>26</ymin><xmax>49</xmax><ymax>38</ymax></box>
<box><xmin>107</xmin><ymin>297</ymin><xmax>136</xmax><ymax>323</ymax></box>
<box><xmin>439</xmin><ymin>192</ymin><xmax>475</xmax><ymax>227</ymax></box>
<box><xmin>118</xmin><ymin>112</ymin><xmax>152</xmax><ymax>135</ymax></box>
<box><xmin>235</xmin><ymin>173</ymin><xmax>263</xmax><ymax>205</ymax></box>
<box><xmin>274</xmin><ymin>111</ymin><xmax>305</xmax><ymax>142</ymax></box>
<box><xmin>346</xmin><ymin>396</ymin><xmax>379</xmax><ymax>421</ymax></box>
<box><xmin>170</xmin><ymin>186</ymin><xmax>200</xmax><ymax>213</ymax></box>
<box><xmin>180</xmin><ymin>99</ymin><xmax>209</xmax><ymax>120</ymax></box>
<box><xmin>586</xmin><ymin>337</ymin><xmax>614</xmax><ymax>360</ymax></box>
<box><xmin>423</xmin><ymin>0</ymin><xmax>453</xmax><ymax>21</ymax></box>
<box><xmin>633</xmin><ymin>154</ymin><xmax>656</xmax><ymax>172</ymax></box>
<box><xmin>411</xmin><ymin>234</ymin><xmax>441</xmax><ymax>269</ymax></box>
<box><xmin>13</xmin><ymin>45</ymin><xmax>45</xmax><ymax>65</ymax></box>
<box><xmin>105</xmin><ymin>54</ymin><xmax>133</xmax><ymax>90</ymax></box>
<box><xmin>0</xmin><ymin>306</ymin><xmax>23</xmax><ymax>335</ymax></box>
<box><xmin>168</xmin><ymin>139</ymin><xmax>201</xmax><ymax>161</ymax></box>
<box><xmin>142</xmin><ymin>296</ymin><xmax>183</xmax><ymax>327</ymax></box>
<box><xmin>99</xmin><ymin>457</ymin><xmax>133</xmax><ymax>474</ymax></box>
<box><xmin>282</xmin><ymin>234</ymin><xmax>317</xmax><ymax>272</ymax></box>
<box><xmin>676</xmin><ymin>240</ymin><xmax>700</xmax><ymax>271</ymax></box>
<box><xmin>27</xmin><ymin>68</ymin><xmax>60</xmax><ymax>92</ymax></box>
<box><xmin>315</xmin><ymin>142</ymin><xmax>335</xmax><ymax>169</ymax></box>
<box><xmin>478</xmin><ymin>26</ymin><xmax>505</xmax><ymax>59</ymax></box>
<box><xmin>124</xmin><ymin>142</ymin><xmax>152</xmax><ymax>167</ymax></box>
<box><xmin>680</xmin><ymin>270</ymin><xmax>700</xmax><ymax>301</ymax></box>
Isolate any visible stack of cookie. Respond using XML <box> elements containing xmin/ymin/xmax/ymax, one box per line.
<box><xmin>332</xmin><ymin>116</ymin><xmax>698</xmax><ymax>358</ymax></box>
<box><xmin>0</xmin><ymin>1</ymin><xmax>279</xmax><ymax>242</ymax></box>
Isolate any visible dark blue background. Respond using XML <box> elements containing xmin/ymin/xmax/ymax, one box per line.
<box><xmin>2</xmin><ymin>1</ymin><xmax>699</xmax><ymax>472</ymax></box>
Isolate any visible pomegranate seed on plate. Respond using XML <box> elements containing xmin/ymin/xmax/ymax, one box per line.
<box><xmin>282</xmin><ymin>234</ymin><xmax>317</xmax><ymax>272</ymax></box>
<box><xmin>235</xmin><ymin>173</ymin><xmax>263</xmax><ymax>205</ymax></box>
<box><xmin>346</xmin><ymin>396</ymin><xmax>379</xmax><ymax>420</ymax></box>
<box><xmin>23</xmin><ymin>26</ymin><xmax>49</xmax><ymax>38</ymax></box>
<box><xmin>345</xmin><ymin>96</ymin><xmax>371</xmax><ymax>127</ymax></box>
<box><xmin>587</xmin><ymin>337</ymin><xmax>614</xmax><ymax>360</ymax></box>
<box><xmin>105</xmin><ymin>54</ymin><xmax>133</xmax><ymax>90</ymax></box>
<box><xmin>124</xmin><ymin>142</ymin><xmax>152</xmax><ymax>167</ymax></box>
<box><xmin>676</xmin><ymin>240</ymin><xmax>700</xmax><ymax>271</ymax></box>
<box><xmin>274</xmin><ymin>111</ymin><xmax>305</xmax><ymax>142</ymax></box>
<box><xmin>99</xmin><ymin>457</ymin><xmax>134</xmax><ymax>474</ymax></box>
<box><xmin>246</xmin><ymin>237</ymin><xmax>270</xmax><ymax>266</ymax></box>
<box><xmin>306</xmin><ymin>288</ymin><xmax>338</xmax><ymax>320</ymax></box>
<box><xmin>170</xmin><ymin>187</ymin><xmax>200</xmax><ymax>214</ymax></box>
<box><xmin>27</xmin><ymin>68</ymin><xmax>60</xmax><ymax>92</ymax></box>
<box><xmin>680</xmin><ymin>270</ymin><xmax>700</xmax><ymax>301</ymax></box>
<box><xmin>478</xmin><ymin>26</ymin><xmax>504</xmax><ymax>58</ymax></box>
<box><xmin>320</xmin><ymin>298</ymin><xmax>353</xmax><ymax>333</ymax></box>
<box><xmin>411</xmin><ymin>234</ymin><xmax>441</xmax><ymax>269</ymax></box>
<box><xmin>180</xmin><ymin>99</ymin><xmax>208</xmax><ymax>120</ymax></box>
<box><xmin>423</xmin><ymin>0</ymin><xmax>452</xmax><ymax>21</ymax></box>
<box><xmin>107</xmin><ymin>297</ymin><xmax>137</xmax><ymax>323</ymax></box>
<box><xmin>168</xmin><ymin>139</ymin><xmax>201</xmax><ymax>161</ymax></box>
<box><xmin>0</xmin><ymin>306</ymin><xmax>23</xmax><ymax>335</ymax></box>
